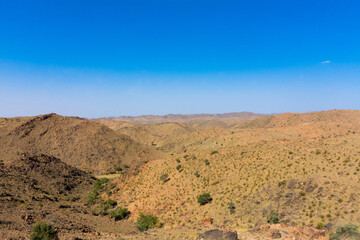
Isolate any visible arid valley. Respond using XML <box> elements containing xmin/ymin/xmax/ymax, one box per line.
<box><xmin>1</xmin><ymin>110</ymin><xmax>360</xmax><ymax>239</ymax></box>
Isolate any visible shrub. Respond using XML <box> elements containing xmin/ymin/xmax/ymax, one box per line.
<box><xmin>210</xmin><ymin>150</ymin><xmax>219</xmax><ymax>155</ymax></box>
<box><xmin>316</xmin><ymin>222</ymin><xmax>325</xmax><ymax>230</ymax></box>
<box><xmin>160</xmin><ymin>174</ymin><xmax>169</xmax><ymax>182</ymax></box>
<box><xmin>228</xmin><ymin>202</ymin><xmax>235</xmax><ymax>214</ymax></box>
<box><xmin>198</xmin><ymin>193</ymin><xmax>212</xmax><ymax>205</ymax></box>
<box><xmin>176</xmin><ymin>165</ymin><xmax>182</xmax><ymax>170</ymax></box>
<box><xmin>109</xmin><ymin>207</ymin><xmax>130</xmax><ymax>221</ymax></box>
<box><xmin>194</xmin><ymin>171</ymin><xmax>200</xmax><ymax>178</ymax></box>
<box><xmin>86</xmin><ymin>178</ymin><xmax>109</xmax><ymax>204</ymax></box>
<box><xmin>136</xmin><ymin>213</ymin><xmax>159</xmax><ymax>232</ymax></box>
<box><xmin>105</xmin><ymin>199</ymin><xmax>117</xmax><ymax>207</ymax></box>
<box><xmin>115</xmin><ymin>166</ymin><xmax>122</xmax><ymax>172</ymax></box>
<box><xmin>92</xmin><ymin>203</ymin><xmax>110</xmax><ymax>216</ymax></box>
<box><xmin>267</xmin><ymin>211</ymin><xmax>280</xmax><ymax>224</ymax></box>
<box><xmin>278</xmin><ymin>180</ymin><xmax>286</xmax><ymax>187</ymax></box>
<box><xmin>329</xmin><ymin>224</ymin><xmax>360</xmax><ymax>240</ymax></box>
<box><xmin>204</xmin><ymin>159</ymin><xmax>210</xmax><ymax>165</ymax></box>
<box><xmin>30</xmin><ymin>222</ymin><xmax>58</xmax><ymax>240</ymax></box>
<box><xmin>86</xmin><ymin>191</ymin><xmax>99</xmax><ymax>204</ymax></box>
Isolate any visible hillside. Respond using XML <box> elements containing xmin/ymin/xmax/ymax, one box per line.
<box><xmin>108</xmin><ymin>110</ymin><xmax>360</xmax><ymax>236</ymax></box>
<box><xmin>0</xmin><ymin>154</ymin><xmax>136</xmax><ymax>239</ymax></box>
<box><xmin>96</xmin><ymin>112</ymin><xmax>267</xmax><ymax>154</ymax></box>
<box><xmin>0</xmin><ymin>113</ymin><xmax>164</xmax><ymax>174</ymax></box>
<box><xmin>2</xmin><ymin>110</ymin><xmax>360</xmax><ymax>239</ymax></box>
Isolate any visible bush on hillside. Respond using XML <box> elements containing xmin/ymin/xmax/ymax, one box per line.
<box><xmin>86</xmin><ymin>178</ymin><xmax>109</xmax><ymax>204</ymax></box>
<box><xmin>329</xmin><ymin>224</ymin><xmax>360</xmax><ymax>240</ymax></box>
<box><xmin>30</xmin><ymin>222</ymin><xmax>58</xmax><ymax>240</ymax></box>
<box><xmin>267</xmin><ymin>210</ymin><xmax>280</xmax><ymax>224</ymax></box>
<box><xmin>228</xmin><ymin>202</ymin><xmax>235</xmax><ymax>214</ymax></box>
<box><xmin>315</xmin><ymin>222</ymin><xmax>325</xmax><ymax>230</ymax></box>
<box><xmin>160</xmin><ymin>174</ymin><xmax>169</xmax><ymax>182</ymax></box>
<box><xmin>210</xmin><ymin>150</ymin><xmax>219</xmax><ymax>155</ymax></box>
<box><xmin>198</xmin><ymin>193</ymin><xmax>212</xmax><ymax>205</ymax></box>
<box><xmin>109</xmin><ymin>207</ymin><xmax>130</xmax><ymax>221</ymax></box>
<box><xmin>105</xmin><ymin>199</ymin><xmax>117</xmax><ymax>207</ymax></box>
<box><xmin>136</xmin><ymin>213</ymin><xmax>159</xmax><ymax>232</ymax></box>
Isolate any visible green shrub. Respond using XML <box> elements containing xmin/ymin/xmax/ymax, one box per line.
<box><xmin>86</xmin><ymin>178</ymin><xmax>109</xmax><ymax>204</ymax></box>
<box><xmin>136</xmin><ymin>213</ymin><xmax>159</xmax><ymax>232</ymax></box>
<box><xmin>92</xmin><ymin>203</ymin><xmax>110</xmax><ymax>216</ymax></box>
<box><xmin>160</xmin><ymin>174</ymin><xmax>169</xmax><ymax>182</ymax></box>
<box><xmin>105</xmin><ymin>199</ymin><xmax>117</xmax><ymax>207</ymax></box>
<box><xmin>30</xmin><ymin>222</ymin><xmax>58</xmax><ymax>240</ymax></box>
<box><xmin>109</xmin><ymin>207</ymin><xmax>130</xmax><ymax>221</ymax></box>
<box><xmin>329</xmin><ymin>224</ymin><xmax>360</xmax><ymax>240</ymax></box>
<box><xmin>86</xmin><ymin>191</ymin><xmax>99</xmax><ymax>204</ymax></box>
<box><xmin>198</xmin><ymin>193</ymin><xmax>212</xmax><ymax>205</ymax></box>
<box><xmin>278</xmin><ymin>180</ymin><xmax>286</xmax><ymax>187</ymax></box>
<box><xmin>194</xmin><ymin>171</ymin><xmax>200</xmax><ymax>178</ymax></box>
<box><xmin>228</xmin><ymin>202</ymin><xmax>235</xmax><ymax>214</ymax></box>
<box><xmin>316</xmin><ymin>222</ymin><xmax>325</xmax><ymax>230</ymax></box>
<box><xmin>204</xmin><ymin>159</ymin><xmax>210</xmax><ymax>165</ymax></box>
<box><xmin>115</xmin><ymin>166</ymin><xmax>122</xmax><ymax>171</ymax></box>
<box><xmin>176</xmin><ymin>165</ymin><xmax>182</xmax><ymax>170</ymax></box>
<box><xmin>267</xmin><ymin>210</ymin><xmax>280</xmax><ymax>224</ymax></box>
<box><xmin>210</xmin><ymin>150</ymin><xmax>219</xmax><ymax>155</ymax></box>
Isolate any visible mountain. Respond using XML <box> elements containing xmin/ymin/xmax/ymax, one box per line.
<box><xmin>0</xmin><ymin>113</ymin><xmax>164</xmax><ymax>174</ymax></box>
<box><xmin>102</xmin><ymin>112</ymin><xmax>268</xmax><ymax>127</ymax></box>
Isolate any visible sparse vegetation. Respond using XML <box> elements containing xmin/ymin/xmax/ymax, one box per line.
<box><xmin>329</xmin><ymin>224</ymin><xmax>360</xmax><ymax>240</ymax></box>
<box><xmin>86</xmin><ymin>178</ymin><xmax>109</xmax><ymax>204</ymax></box>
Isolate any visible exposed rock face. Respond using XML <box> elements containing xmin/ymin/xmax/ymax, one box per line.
<box><xmin>198</xmin><ymin>229</ymin><xmax>239</xmax><ymax>240</ymax></box>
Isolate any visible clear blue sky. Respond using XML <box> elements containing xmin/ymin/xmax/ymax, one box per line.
<box><xmin>0</xmin><ymin>0</ymin><xmax>359</xmax><ymax>117</ymax></box>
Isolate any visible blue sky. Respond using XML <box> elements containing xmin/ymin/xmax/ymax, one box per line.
<box><xmin>0</xmin><ymin>0</ymin><xmax>359</xmax><ymax>117</ymax></box>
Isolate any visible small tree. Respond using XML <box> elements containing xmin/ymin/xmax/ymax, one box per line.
<box><xmin>176</xmin><ymin>165</ymin><xmax>182</xmax><ymax>170</ymax></box>
<box><xmin>30</xmin><ymin>222</ymin><xmax>58</xmax><ymax>240</ymax></box>
<box><xmin>136</xmin><ymin>213</ymin><xmax>159</xmax><ymax>232</ymax></box>
<box><xmin>198</xmin><ymin>193</ymin><xmax>212</xmax><ymax>205</ymax></box>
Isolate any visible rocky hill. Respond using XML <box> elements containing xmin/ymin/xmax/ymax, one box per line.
<box><xmin>0</xmin><ymin>154</ymin><xmax>137</xmax><ymax>239</ymax></box>
<box><xmin>0</xmin><ymin>113</ymin><xmax>164</xmax><ymax>174</ymax></box>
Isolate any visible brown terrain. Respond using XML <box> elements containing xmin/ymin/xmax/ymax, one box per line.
<box><xmin>1</xmin><ymin>110</ymin><xmax>360</xmax><ymax>239</ymax></box>
<box><xmin>0</xmin><ymin>113</ymin><xmax>163</xmax><ymax>174</ymax></box>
